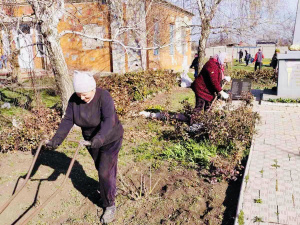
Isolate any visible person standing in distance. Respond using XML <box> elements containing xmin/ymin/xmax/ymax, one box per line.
<box><xmin>253</xmin><ymin>49</ymin><xmax>264</xmax><ymax>71</ymax></box>
<box><xmin>190</xmin><ymin>53</ymin><xmax>199</xmax><ymax>78</ymax></box>
<box><xmin>238</xmin><ymin>49</ymin><xmax>243</xmax><ymax>63</ymax></box>
<box><xmin>244</xmin><ymin>50</ymin><xmax>250</xmax><ymax>66</ymax></box>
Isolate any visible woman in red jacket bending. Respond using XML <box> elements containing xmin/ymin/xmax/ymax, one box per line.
<box><xmin>191</xmin><ymin>54</ymin><xmax>229</xmax><ymax>112</ymax></box>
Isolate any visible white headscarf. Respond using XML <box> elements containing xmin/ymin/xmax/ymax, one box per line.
<box><xmin>73</xmin><ymin>70</ymin><xmax>96</xmax><ymax>93</ymax></box>
<box><xmin>218</xmin><ymin>52</ymin><xmax>227</xmax><ymax>65</ymax></box>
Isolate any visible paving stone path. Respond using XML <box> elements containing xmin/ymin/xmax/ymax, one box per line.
<box><xmin>235</xmin><ymin>102</ymin><xmax>300</xmax><ymax>225</ymax></box>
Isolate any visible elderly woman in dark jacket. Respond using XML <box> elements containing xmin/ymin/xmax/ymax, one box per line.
<box><xmin>191</xmin><ymin>54</ymin><xmax>229</xmax><ymax>111</ymax></box>
<box><xmin>47</xmin><ymin>71</ymin><xmax>123</xmax><ymax>224</ymax></box>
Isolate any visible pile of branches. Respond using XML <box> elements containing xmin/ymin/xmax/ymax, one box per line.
<box><xmin>228</xmin><ymin>69</ymin><xmax>276</xmax><ymax>85</ymax></box>
<box><xmin>0</xmin><ymin>106</ymin><xmax>61</xmax><ymax>153</ymax></box>
<box><xmin>96</xmin><ymin>70</ymin><xmax>179</xmax><ymax>115</ymax></box>
<box><xmin>164</xmin><ymin>101</ymin><xmax>259</xmax><ymax>182</ymax></box>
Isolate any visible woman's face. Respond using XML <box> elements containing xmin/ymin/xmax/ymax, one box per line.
<box><xmin>76</xmin><ymin>90</ymin><xmax>96</xmax><ymax>103</ymax></box>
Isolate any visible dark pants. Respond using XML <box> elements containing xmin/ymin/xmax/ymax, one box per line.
<box><xmin>194</xmin><ymin>68</ymin><xmax>199</xmax><ymax>78</ymax></box>
<box><xmin>87</xmin><ymin>137</ymin><xmax>123</xmax><ymax>208</ymax></box>
<box><xmin>255</xmin><ymin>62</ymin><xmax>262</xmax><ymax>71</ymax></box>
<box><xmin>272</xmin><ymin>61</ymin><xmax>278</xmax><ymax>70</ymax></box>
<box><xmin>245</xmin><ymin>60</ymin><xmax>249</xmax><ymax>66</ymax></box>
<box><xmin>195</xmin><ymin>95</ymin><xmax>212</xmax><ymax>112</ymax></box>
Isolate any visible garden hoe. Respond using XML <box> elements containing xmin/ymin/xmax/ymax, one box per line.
<box><xmin>0</xmin><ymin>139</ymin><xmax>91</xmax><ymax>225</ymax></box>
<box><xmin>207</xmin><ymin>78</ymin><xmax>230</xmax><ymax>112</ymax></box>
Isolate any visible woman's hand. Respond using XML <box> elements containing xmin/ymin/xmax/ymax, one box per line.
<box><xmin>45</xmin><ymin>139</ymin><xmax>60</xmax><ymax>149</ymax></box>
<box><xmin>219</xmin><ymin>90</ymin><xmax>229</xmax><ymax>99</ymax></box>
<box><xmin>91</xmin><ymin>137</ymin><xmax>103</xmax><ymax>149</ymax></box>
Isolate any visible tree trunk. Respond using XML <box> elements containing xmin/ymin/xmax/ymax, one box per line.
<box><xmin>10</xmin><ymin>50</ymin><xmax>20</xmax><ymax>83</ymax></box>
<box><xmin>28</xmin><ymin>0</ymin><xmax>73</xmax><ymax>112</ymax></box>
<box><xmin>197</xmin><ymin>20</ymin><xmax>210</xmax><ymax>72</ymax></box>
<box><xmin>43</xmin><ymin>31</ymin><xmax>73</xmax><ymax>111</ymax></box>
<box><xmin>7</xmin><ymin>31</ymin><xmax>20</xmax><ymax>83</ymax></box>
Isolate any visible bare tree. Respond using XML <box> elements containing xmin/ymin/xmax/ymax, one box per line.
<box><xmin>174</xmin><ymin>0</ymin><xmax>285</xmax><ymax>71</ymax></box>
<box><xmin>27</xmin><ymin>0</ymin><xmax>73</xmax><ymax>111</ymax></box>
<box><xmin>0</xmin><ymin>0</ymin><xmax>149</xmax><ymax>109</ymax></box>
<box><xmin>196</xmin><ymin>0</ymin><xmax>223</xmax><ymax>70</ymax></box>
<box><xmin>0</xmin><ymin>0</ymin><xmax>191</xmax><ymax>109</ymax></box>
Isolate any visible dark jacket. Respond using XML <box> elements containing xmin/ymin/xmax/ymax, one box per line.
<box><xmin>191</xmin><ymin>58</ymin><xmax>222</xmax><ymax>102</ymax></box>
<box><xmin>239</xmin><ymin>51</ymin><xmax>243</xmax><ymax>58</ymax></box>
<box><xmin>190</xmin><ymin>57</ymin><xmax>199</xmax><ymax>69</ymax></box>
<box><xmin>271</xmin><ymin>53</ymin><xmax>278</xmax><ymax>69</ymax></box>
<box><xmin>52</xmin><ymin>88</ymin><xmax>124</xmax><ymax>147</ymax></box>
<box><xmin>245</xmin><ymin>52</ymin><xmax>250</xmax><ymax>61</ymax></box>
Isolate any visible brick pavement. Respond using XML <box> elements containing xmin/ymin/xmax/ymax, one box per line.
<box><xmin>235</xmin><ymin>102</ymin><xmax>300</xmax><ymax>225</ymax></box>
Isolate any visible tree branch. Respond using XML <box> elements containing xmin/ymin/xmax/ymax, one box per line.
<box><xmin>58</xmin><ymin>30</ymin><xmax>172</xmax><ymax>51</ymax></box>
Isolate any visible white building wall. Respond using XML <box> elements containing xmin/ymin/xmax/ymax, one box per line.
<box><xmin>204</xmin><ymin>46</ymin><xmax>289</xmax><ymax>59</ymax></box>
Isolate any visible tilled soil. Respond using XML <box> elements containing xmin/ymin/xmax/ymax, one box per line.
<box><xmin>0</xmin><ymin>87</ymin><xmax>243</xmax><ymax>225</ymax></box>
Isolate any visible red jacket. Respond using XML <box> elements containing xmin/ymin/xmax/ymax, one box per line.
<box><xmin>191</xmin><ymin>58</ymin><xmax>222</xmax><ymax>102</ymax></box>
<box><xmin>254</xmin><ymin>51</ymin><xmax>264</xmax><ymax>62</ymax></box>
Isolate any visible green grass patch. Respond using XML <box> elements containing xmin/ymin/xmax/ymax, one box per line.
<box><xmin>1</xmin><ymin>89</ymin><xmax>27</xmax><ymax>99</ymax></box>
<box><xmin>132</xmin><ymin>137</ymin><xmax>218</xmax><ymax>169</ymax></box>
<box><xmin>227</xmin><ymin>58</ymin><xmax>272</xmax><ymax>72</ymax></box>
<box><xmin>268</xmin><ymin>98</ymin><xmax>300</xmax><ymax>103</ymax></box>
<box><xmin>238</xmin><ymin>210</ymin><xmax>245</xmax><ymax>225</ymax></box>
<box><xmin>227</xmin><ymin>67</ymin><xmax>276</xmax><ymax>90</ymax></box>
<box><xmin>254</xmin><ymin>198</ymin><xmax>262</xmax><ymax>204</ymax></box>
<box><xmin>0</xmin><ymin>105</ymin><xmax>28</xmax><ymax>118</ymax></box>
<box><xmin>187</xmin><ymin>72</ymin><xmax>194</xmax><ymax>81</ymax></box>
<box><xmin>0</xmin><ymin>87</ymin><xmax>61</xmax><ymax>110</ymax></box>
<box><xmin>132</xmin><ymin>136</ymin><xmax>166</xmax><ymax>162</ymax></box>
<box><xmin>163</xmin><ymin>139</ymin><xmax>217</xmax><ymax>169</ymax></box>
<box><xmin>170</xmin><ymin>89</ymin><xmax>195</xmax><ymax>111</ymax></box>
<box><xmin>0</xmin><ymin>88</ymin><xmax>31</xmax><ymax>106</ymax></box>
<box><xmin>145</xmin><ymin>105</ymin><xmax>165</xmax><ymax>113</ymax></box>
<box><xmin>40</xmin><ymin>89</ymin><xmax>61</xmax><ymax>108</ymax></box>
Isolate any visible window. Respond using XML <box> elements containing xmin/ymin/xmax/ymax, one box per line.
<box><xmin>169</xmin><ymin>24</ymin><xmax>174</xmax><ymax>55</ymax></box>
<box><xmin>16</xmin><ymin>25</ymin><xmax>34</xmax><ymax>69</ymax></box>
<box><xmin>153</xmin><ymin>21</ymin><xmax>159</xmax><ymax>56</ymax></box>
<box><xmin>19</xmin><ymin>24</ymin><xmax>30</xmax><ymax>35</ymax></box>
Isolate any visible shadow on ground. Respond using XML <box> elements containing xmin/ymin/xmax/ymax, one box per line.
<box><xmin>30</xmin><ymin>148</ymin><xmax>99</xmax><ymax>204</ymax></box>
<box><xmin>221</xmin><ymin>155</ymin><xmax>247</xmax><ymax>225</ymax></box>
<box><xmin>9</xmin><ymin>148</ymin><xmax>100</xmax><ymax>224</ymax></box>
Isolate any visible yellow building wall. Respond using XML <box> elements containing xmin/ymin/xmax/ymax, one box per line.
<box><xmin>11</xmin><ymin>2</ymin><xmax>112</xmax><ymax>72</ymax></box>
<box><xmin>58</xmin><ymin>2</ymin><xmax>112</xmax><ymax>72</ymax></box>
<box><xmin>10</xmin><ymin>1</ymin><xmax>192</xmax><ymax>73</ymax></box>
<box><xmin>146</xmin><ymin>2</ymin><xmax>192</xmax><ymax>72</ymax></box>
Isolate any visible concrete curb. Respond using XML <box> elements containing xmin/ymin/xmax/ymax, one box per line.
<box><xmin>233</xmin><ymin>137</ymin><xmax>256</xmax><ymax>225</ymax></box>
<box><xmin>261</xmin><ymin>101</ymin><xmax>300</xmax><ymax>107</ymax></box>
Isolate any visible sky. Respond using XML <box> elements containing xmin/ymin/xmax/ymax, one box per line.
<box><xmin>169</xmin><ymin>0</ymin><xmax>299</xmax><ymax>44</ymax></box>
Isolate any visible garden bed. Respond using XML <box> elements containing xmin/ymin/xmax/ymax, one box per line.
<box><xmin>0</xmin><ymin>70</ymin><xmax>259</xmax><ymax>224</ymax></box>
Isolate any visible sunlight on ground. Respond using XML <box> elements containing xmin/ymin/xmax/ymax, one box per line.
<box><xmin>170</xmin><ymin>88</ymin><xmax>195</xmax><ymax>111</ymax></box>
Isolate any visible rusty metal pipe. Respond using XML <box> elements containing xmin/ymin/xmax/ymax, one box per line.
<box><xmin>20</xmin><ymin>140</ymin><xmax>90</xmax><ymax>225</ymax></box>
<box><xmin>0</xmin><ymin>140</ymin><xmax>47</xmax><ymax>214</ymax></box>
